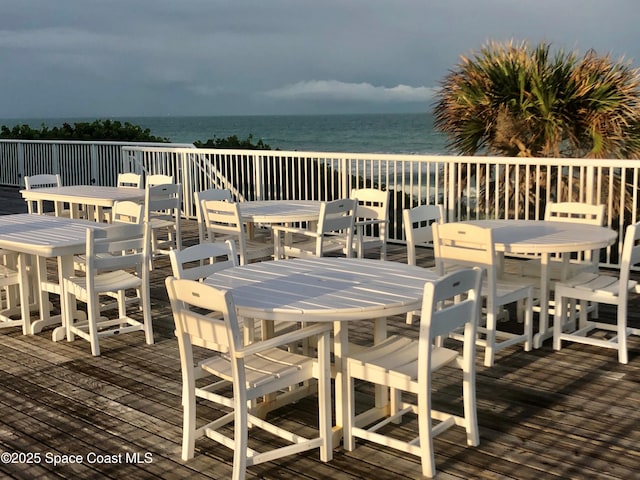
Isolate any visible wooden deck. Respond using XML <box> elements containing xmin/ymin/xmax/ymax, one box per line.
<box><xmin>1</xmin><ymin>186</ymin><xmax>640</xmax><ymax>479</ymax></box>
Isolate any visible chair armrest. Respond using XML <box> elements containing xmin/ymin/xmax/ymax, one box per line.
<box><xmin>236</xmin><ymin>322</ymin><xmax>332</xmax><ymax>358</ymax></box>
<box><xmin>271</xmin><ymin>224</ymin><xmax>315</xmax><ymax>235</ymax></box>
<box><xmin>354</xmin><ymin>219</ymin><xmax>389</xmax><ymax>227</ymax></box>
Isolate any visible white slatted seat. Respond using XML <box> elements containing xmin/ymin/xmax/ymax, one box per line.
<box><xmin>344</xmin><ymin>268</ymin><xmax>482</xmax><ymax>478</ymax></box>
<box><xmin>200</xmin><ymin>200</ymin><xmax>272</xmax><ymax>265</ymax></box>
<box><xmin>350</xmin><ymin>188</ymin><xmax>389</xmax><ymax>259</ymax></box>
<box><xmin>403</xmin><ymin>204</ymin><xmax>443</xmax><ymax>324</ymax></box>
<box><xmin>433</xmin><ymin>222</ymin><xmax>534</xmax><ymax>367</ymax></box>
<box><xmin>553</xmin><ymin>221</ymin><xmax>640</xmax><ymax>364</ymax></box>
<box><xmin>272</xmin><ymin>198</ymin><xmax>356</xmax><ymax>259</ymax></box>
<box><xmin>165</xmin><ymin>277</ymin><xmax>332</xmax><ymax>480</ymax></box>
<box><xmin>63</xmin><ymin>222</ymin><xmax>153</xmax><ymax>356</ymax></box>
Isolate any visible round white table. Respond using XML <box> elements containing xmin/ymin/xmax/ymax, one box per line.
<box><xmin>205</xmin><ymin>256</ymin><xmax>440</xmax><ymax>445</ymax></box>
<box><xmin>463</xmin><ymin>219</ymin><xmax>618</xmax><ymax>347</ymax></box>
<box><xmin>238</xmin><ymin>200</ymin><xmax>321</xmax><ymax>224</ymax></box>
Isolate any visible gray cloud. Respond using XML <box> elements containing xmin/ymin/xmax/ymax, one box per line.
<box><xmin>0</xmin><ymin>0</ymin><xmax>638</xmax><ymax>118</ymax></box>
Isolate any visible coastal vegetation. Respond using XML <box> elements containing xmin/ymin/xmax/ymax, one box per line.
<box><xmin>0</xmin><ymin>119</ymin><xmax>272</xmax><ymax>149</ymax></box>
<box><xmin>434</xmin><ymin>40</ymin><xmax>640</xmax><ymax>158</ymax></box>
<box><xmin>0</xmin><ymin>119</ymin><xmax>168</xmax><ymax>142</ymax></box>
<box><xmin>433</xmin><ymin>40</ymin><xmax>640</xmax><ymax>218</ymax></box>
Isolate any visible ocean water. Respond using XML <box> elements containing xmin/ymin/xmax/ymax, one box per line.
<box><xmin>0</xmin><ymin>112</ymin><xmax>450</xmax><ymax>155</ymax></box>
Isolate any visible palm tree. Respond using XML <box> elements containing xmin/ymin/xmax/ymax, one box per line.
<box><xmin>433</xmin><ymin>40</ymin><xmax>640</xmax><ymax>218</ymax></box>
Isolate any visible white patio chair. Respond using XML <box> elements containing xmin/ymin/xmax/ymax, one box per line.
<box><xmin>433</xmin><ymin>222</ymin><xmax>534</xmax><ymax>367</ymax></box>
<box><xmin>403</xmin><ymin>204</ymin><xmax>443</xmax><ymax>324</ymax></box>
<box><xmin>169</xmin><ymin>240</ymin><xmax>238</xmax><ymax>281</ymax></box>
<box><xmin>165</xmin><ymin>277</ymin><xmax>332</xmax><ymax>480</ymax></box>
<box><xmin>117</xmin><ymin>172</ymin><xmax>143</xmax><ymax>189</ymax></box>
<box><xmin>516</xmin><ymin>202</ymin><xmax>606</xmax><ymax>323</ymax></box>
<box><xmin>24</xmin><ymin>173</ymin><xmax>73</xmax><ymax>217</ymax></box>
<box><xmin>194</xmin><ymin>188</ymin><xmax>233</xmax><ymax>243</ymax></box>
<box><xmin>101</xmin><ymin>174</ymin><xmax>143</xmax><ymax>222</ymax></box>
<box><xmin>63</xmin><ymin>222</ymin><xmax>153</xmax><ymax>356</ymax></box>
<box><xmin>403</xmin><ymin>204</ymin><xmax>444</xmax><ymax>266</ymax></box>
<box><xmin>0</xmin><ymin>249</ymin><xmax>26</xmax><ymax>332</ymax></box>
<box><xmin>344</xmin><ymin>267</ymin><xmax>482</xmax><ymax>478</ymax></box>
<box><xmin>145</xmin><ymin>174</ymin><xmax>174</xmax><ymax>187</ymax></box>
<box><xmin>519</xmin><ymin>202</ymin><xmax>606</xmax><ymax>280</ymax></box>
<box><xmin>350</xmin><ymin>188</ymin><xmax>389</xmax><ymax>259</ymax></box>
<box><xmin>144</xmin><ymin>182</ymin><xmax>182</xmax><ymax>258</ymax></box>
<box><xmin>200</xmin><ymin>200</ymin><xmax>272</xmax><ymax>265</ymax></box>
<box><xmin>553</xmin><ymin>221</ymin><xmax>640</xmax><ymax>364</ymax></box>
<box><xmin>272</xmin><ymin>198</ymin><xmax>357</xmax><ymax>259</ymax></box>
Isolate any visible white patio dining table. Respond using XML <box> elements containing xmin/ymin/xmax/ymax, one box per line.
<box><xmin>462</xmin><ymin>219</ymin><xmax>618</xmax><ymax>347</ymax></box>
<box><xmin>204</xmin><ymin>256</ymin><xmax>440</xmax><ymax>446</ymax></box>
<box><xmin>0</xmin><ymin>213</ymin><xmax>112</xmax><ymax>336</ymax></box>
<box><xmin>20</xmin><ymin>185</ymin><xmax>145</xmax><ymax>222</ymax></box>
<box><xmin>238</xmin><ymin>199</ymin><xmax>322</xmax><ymax>224</ymax></box>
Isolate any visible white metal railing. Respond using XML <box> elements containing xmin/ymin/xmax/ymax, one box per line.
<box><xmin>3</xmin><ymin>139</ymin><xmax>637</xmax><ymax>268</ymax></box>
<box><xmin>123</xmin><ymin>145</ymin><xmax>640</xmax><ymax>268</ymax></box>
<box><xmin>0</xmin><ymin>139</ymin><xmax>195</xmax><ymax>188</ymax></box>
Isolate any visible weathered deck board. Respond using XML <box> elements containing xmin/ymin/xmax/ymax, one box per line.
<box><xmin>1</xmin><ymin>187</ymin><xmax>640</xmax><ymax>479</ymax></box>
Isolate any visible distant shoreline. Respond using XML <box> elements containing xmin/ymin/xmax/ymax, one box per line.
<box><xmin>0</xmin><ymin>113</ymin><xmax>447</xmax><ymax>154</ymax></box>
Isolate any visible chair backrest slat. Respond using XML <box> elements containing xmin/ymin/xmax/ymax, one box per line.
<box><xmin>169</xmin><ymin>241</ymin><xmax>238</xmax><ymax>281</ymax></box>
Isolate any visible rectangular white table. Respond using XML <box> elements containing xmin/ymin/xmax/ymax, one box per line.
<box><xmin>205</xmin><ymin>257</ymin><xmax>440</xmax><ymax>446</ymax></box>
<box><xmin>20</xmin><ymin>185</ymin><xmax>145</xmax><ymax>222</ymax></box>
<box><xmin>0</xmin><ymin>214</ymin><xmax>112</xmax><ymax>336</ymax></box>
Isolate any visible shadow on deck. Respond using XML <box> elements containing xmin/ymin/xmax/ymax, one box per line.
<box><xmin>1</xmin><ymin>186</ymin><xmax>640</xmax><ymax>479</ymax></box>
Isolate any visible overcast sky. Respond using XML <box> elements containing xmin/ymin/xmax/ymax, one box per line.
<box><xmin>1</xmin><ymin>0</ymin><xmax>639</xmax><ymax>118</ymax></box>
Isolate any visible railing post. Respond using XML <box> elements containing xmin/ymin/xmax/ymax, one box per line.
<box><xmin>17</xmin><ymin>142</ymin><xmax>25</xmax><ymax>187</ymax></box>
<box><xmin>90</xmin><ymin>143</ymin><xmax>99</xmax><ymax>185</ymax></box>
<box><xmin>585</xmin><ymin>164</ymin><xmax>595</xmax><ymax>205</ymax></box>
<box><xmin>340</xmin><ymin>156</ymin><xmax>349</xmax><ymax>199</ymax></box>
<box><xmin>254</xmin><ymin>153</ymin><xmax>264</xmax><ymax>200</ymax></box>
<box><xmin>446</xmin><ymin>162</ymin><xmax>457</xmax><ymax>222</ymax></box>
<box><xmin>52</xmin><ymin>143</ymin><xmax>60</xmax><ymax>176</ymax></box>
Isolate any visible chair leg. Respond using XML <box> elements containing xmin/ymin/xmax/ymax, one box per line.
<box><xmin>483</xmin><ymin>311</ymin><xmax>497</xmax><ymax>368</ymax></box>
<box><xmin>617</xmin><ymin>303</ymin><xmax>628</xmax><ymax>365</ymax></box>
<box><xmin>553</xmin><ymin>292</ymin><xmax>565</xmax><ymax>351</ymax></box>
<box><xmin>232</xmin><ymin>404</ymin><xmax>249</xmax><ymax>480</ymax></box>
<box><xmin>343</xmin><ymin>372</ymin><xmax>356</xmax><ymax>452</ymax></box>
<box><xmin>87</xmin><ymin>296</ymin><xmax>101</xmax><ymax>357</ymax></box>
<box><xmin>417</xmin><ymin>390</ymin><xmax>436</xmax><ymax>478</ymax></box>
<box><xmin>181</xmin><ymin>373</ymin><xmax>197</xmax><ymax>460</ymax></box>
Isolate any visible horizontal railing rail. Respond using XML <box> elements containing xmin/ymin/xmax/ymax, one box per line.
<box><xmin>0</xmin><ymin>139</ymin><xmax>195</xmax><ymax>188</ymax></box>
<box><xmin>3</xmin><ymin>139</ymin><xmax>637</xmax><ymax>269</ymax></box>
<box><xmin>124</xmin><ymin>146</ymin><xmax>640</xmax><ymax>268</ymax></box>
